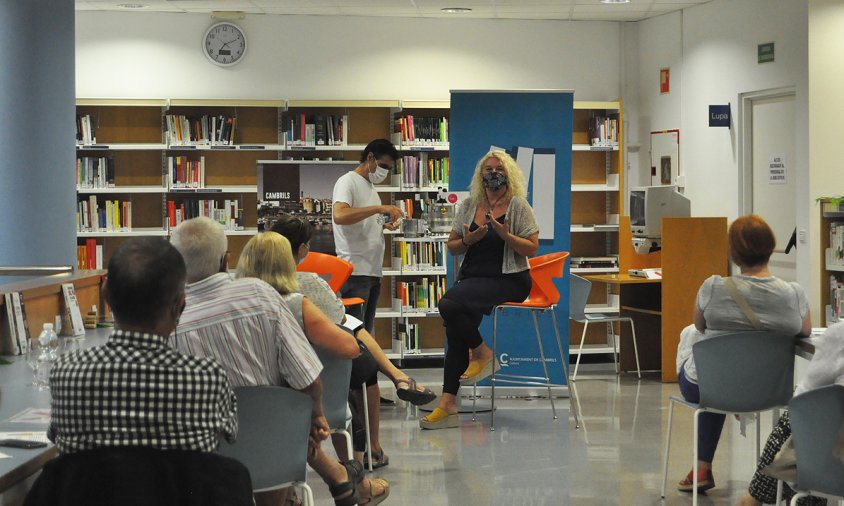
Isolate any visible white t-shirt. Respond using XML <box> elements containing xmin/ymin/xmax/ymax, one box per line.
<box><xmin>332</xmin><ymin>171</ymin><xmax>384</xmax><ymax>277</ymax></box>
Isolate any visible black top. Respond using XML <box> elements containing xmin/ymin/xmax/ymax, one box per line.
<box><xmin>460</xmin><ymin>215</ymin><xmax>507</xmax><ymax>278</ymax></box>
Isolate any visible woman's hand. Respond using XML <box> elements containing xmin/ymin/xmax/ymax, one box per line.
<box><xmin>462</xmin><ymin>223</ymin><xmax>487</xmax><ymax>246</ymax></box>
<box><xmin>488</xmin><ymin>216</ymin><xmax>509</xmax><ymax>238</ymax></box>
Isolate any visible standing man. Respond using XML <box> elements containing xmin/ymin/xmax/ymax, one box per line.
<box><xmin>332</xmin><ymin>139</ymin><xmax>404</xmax><ymax>334</ymax></box>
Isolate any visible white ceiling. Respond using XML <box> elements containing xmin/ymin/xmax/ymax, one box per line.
<box><xmin>76</xmin><ymin>0</ymin><xmax>714</xmax><ymax>22</ymax></box>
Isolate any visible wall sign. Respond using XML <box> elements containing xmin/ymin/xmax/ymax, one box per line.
<box><xmin>758</xmin><ymin>42</ymin><xmax>775</xmax><ymax>64</ymax></box>
<box><xmin>768</xmin><ymin>154</ymin><xmax>786</xmax><ymax>184</ymax></box>
<box><xmin>660</xmin><ymin>68</ymin><xmax>670</xmax><ymax>94</ymax></box>
<box><xmin>709</xmin><ymin>105</ymin><xmax>730</xmax><ymax>127</ymax></box>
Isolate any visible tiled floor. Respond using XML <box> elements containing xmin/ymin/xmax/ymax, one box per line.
<box><xmin>305</xmin><ymin>367</ymin><xmax>781</xmax><ymax>506</ymax></box>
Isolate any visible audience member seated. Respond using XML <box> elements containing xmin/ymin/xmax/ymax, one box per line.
<box><xmin>674</xmin><ymin>214</ymin><xmax>811</xmax><ymax>493</ymax></box>
<box><xmin>49</xmin><ymin>236</ymin><xmax>238</xmax><ymax>454</ymax></box>
<box><xmin>735</xmin><ymin>322</ymin><xmax>844</xmax><ymax>506</ymax></box>
<box><xmin>270</xmin><ymin>214</ymin><xmax>437</xmax><ymax>467</ymax></box>
<box><xmin>169</xmin><ymin>217</ymin><xmax>388</xmax><ymax>506</ymax></box>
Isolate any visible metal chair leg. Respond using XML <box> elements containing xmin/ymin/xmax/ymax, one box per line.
<box><xmin>612</xmin><ymin>329</ymin><xmax>619</xmax><ymax>374</ymax></box>
<box><xmin>628</xmin><ymin>319</ymin><xmax>641</xmax><ymax>379</ymax></box>
<box><xmin>551</xmin><ymin>308</ymin><xmax>579</xmax><ymax>429</ymax></box>
<box><xmin>693</xmin><ymin>408</ymin><xmax>701</xmax><ymax>506</ymax></box>
<box><xmin>532</xmin><ymin>310</ymin><xmax>556</xmax><ymax>420</ymax></box>
<box><xmin>362</xmin><ymin>383</ymin><xmax>373</xmax><ymax>472</ymax></box>
<box><xmin>490</xmin><ymin>306</ymin><xmax>499</xmax><ymax>431</ymax></box>
<box><xmin>573</xmin><ymin>321</ymin><xmax>589</xmax><ymax>380</ymax></box>
<box><xmin>660</xmin><ymin>398</ymin><xmax>675</xmax><ymax>498</ymax></box>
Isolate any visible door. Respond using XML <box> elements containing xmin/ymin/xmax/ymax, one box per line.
<box><xmin>748</xmin><ymin>93</ymin><xmax>796</xmax><ymax>281</ymax></box>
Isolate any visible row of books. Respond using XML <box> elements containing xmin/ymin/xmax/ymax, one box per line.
<box><xmin>829</xmin><ymin>275</ymin><xmax>844</xmax><ymax>323</ymax></box>
<box><xmin>76</xmin><ymin>156</ymin><xmax>115</xmax><ymax>189</ymax></box>
<box><xmin>167</xmin><ymin>199</ymin><xmax>244</xmax><ymax>231</ymax></box>
<box><xmin>391</xmin><ymin>115</ymin><xmax>449</xmax><ymax>146</ymax></box>
<box><xmin>168</xmin><ymin>156</ymin><xmax>206</xmax><ymax>188</ymax></box>
<box><xmin>76</xmin><ymin>114</ymin><xmax>96</xmax><ymax>145</ymax></box>
<box><xmin>397</xmin><ymin>277</ymin><xmax>447</xmax><ymax>312</ymax></box>
<box><xmin>284</xmin><ymin>113</ymin><xmax>349</xmax><ymax>147</ymax></box>
<box><xmin>395</xmin><ymin>154</ymin><xmax>449</xmax><ymax>188</ymax></box>
<box><xmin>829</xmin><ymin>223</ymin><xmax>844</xmax><ymax>266</ymax></box>
<box><xmin>165</xmin><ymin>114</ymin><xmax>236</xmax><ymax>145</ymax></box>
<box><xmin>77</xmin><ymin>197</ymin><xmax>132</xmax><ymax>232</ymax></box>
<box><xmin>77</xmin><ymin>239</ymin><xmax>104</xmax><ymax>270</ymax></box>
<box><xmin>395</xmin><ymin>322</ymin><xmax>422</xmax><ymax>354</ymax></box>
<box><xmin>587</xmin><ymin>116</ymin><xmax>619</xmax><ymax>147</ymax></box>
<box><xmin>570</xmin><ymin>256</ymin><xmax>619</xmax><ymax>269</ymax></box>
<box><xmin>394</xmin><ymin>241</ymin><xmax>446</xmax><ymax>270</ymax></box>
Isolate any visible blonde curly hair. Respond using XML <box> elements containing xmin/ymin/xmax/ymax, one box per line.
<box><xmin>468</xmin><ymin>150</ymin><xmax>528</xmax><ymax>205</ymax></box>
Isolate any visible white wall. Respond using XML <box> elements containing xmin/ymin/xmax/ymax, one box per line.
<box><xmin>76</xmin><ymin>12</ymin><xmax>621</xmax><ymax>101</ymax></box>
<box><xmin>627</xmin><ymin>0</ymin><xmax>810</xmax><ymax>310</ymax></box>
<box><xmin>809</xmin><ymin>0</ymin><xmax>844</xmax><ymax>323</ymax></box>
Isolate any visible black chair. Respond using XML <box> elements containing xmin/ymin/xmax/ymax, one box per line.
<box><xmin>24</xmin><ymin>446</ymin><xmax>253</xmax><ymax>506</ymax></box>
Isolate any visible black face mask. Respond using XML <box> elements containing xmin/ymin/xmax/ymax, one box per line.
<box><xmin>482</xmin><ymin>172</ymin><xmax>508</xmax><ymax>190</ymax></box>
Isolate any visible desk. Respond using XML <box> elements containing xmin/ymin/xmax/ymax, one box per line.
<box><xmin>0</xmin><ymin>328</ymin><xmax>109</xmax><ymax>504</ymax></box>
<box><xmin>584</xmin><ymin>274</ymin><xmax>663</xmax><ymax>375</ymax></box>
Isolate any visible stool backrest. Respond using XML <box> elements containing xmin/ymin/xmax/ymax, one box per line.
<box><xmin>693</xmin><ymin>330</ymin><xmax>795</xmax><ymax>412</ymax></box>
<box><xmin>297</xmin><ymin>251</ymin><xmax>353</xmax><ymax>293</ymax></box>
<box><xmin>217</xmin><ymin>386</ymin><xmax>313</xmax><ymax>492</ymax></box>
<box><xmin>790</xmin><ymin>384</ymin><xmax>844</xmax><ymax>498</ymax></box>
<box><xmin>525</xmin><ymin>252</ymin><xmax>569</xmax><ymax>306</ymax></box>
<box><xmin>314</xmin><ymin>346</ymin><xmax>353</xmax><ymax>430</ymax></box>
<box><xmin>568</xmin><ymin>274</ymin><xmax>592</xmax><ymax>321</ymax></box>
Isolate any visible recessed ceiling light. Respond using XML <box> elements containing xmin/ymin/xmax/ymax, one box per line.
<box><xmin>441</xmin><ymin>7</ymin><xmax>472</xmax><ymax>13</ymax></box>
<box><xmin>117</xmin><ymin>3</ymin><xmax>148</xmax><ymax>8</ymax></box>
<box><xmin>600</xmin><ymin>0</ymin><xmax>630</xmax><ymax>3</ymax></box>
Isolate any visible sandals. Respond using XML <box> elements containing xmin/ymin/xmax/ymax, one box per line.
<box><xmin>395</xmin><ymin>377</ymin><xmax>437</xmax><ymax>406</ymax></box>
<box><xmin>419</xmin><ymin>407</ymin><xmax>459</xmax><ymax>430</ymax></box>
<box><xmin>459</xmin><ymin>358</ymin><xmax>501</xmax><ymax>386</ymax></box>
<box><xmin>362</xmin><ymin>448</ymin><xmax>389</xmax><ymax>469</ymax></box>
<box><xmin>360</xmin><ymin>477</ymin><xmax>390</xmax><ymax>505</ymax></box>
<box><xmin>329</xmin><ymin>459</ymin><xmax>364</xmax><ymax>506</ymax></box>
<box><xmin>677</xmin><ymin>468</ymin><xmax>715</xmax><ymax>493</ymax></box>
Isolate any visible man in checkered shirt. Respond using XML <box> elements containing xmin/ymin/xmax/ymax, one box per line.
<box><xmin>48</xmin><ymin>237</ymin><xmax>238</xmax><ymax>454</ymax></box>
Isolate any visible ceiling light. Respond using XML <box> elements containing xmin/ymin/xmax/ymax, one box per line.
<box><xmin>600</xmin><ymin>0</ymin><xmax>630</xmax><ymax>3</ymax></box>
<box><xmin>441</xmin><ymin>7</ymin><xmax>472</xmax><ymax>13</ymax></box>
<box><xmin>212</xmin><ymin>11</ymin><xmax>246</xmax><ymax>19</ymax></box>
<box><xmin>117</xmin><ymin>3</ymin><xmax>148</xmax><ymax>8</ymax></box>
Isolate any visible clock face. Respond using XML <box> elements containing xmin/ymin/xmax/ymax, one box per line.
<box><xmin>203</xmin><ymin>22</ymin><xmax>247</xmax><ymax>67</ymax></box>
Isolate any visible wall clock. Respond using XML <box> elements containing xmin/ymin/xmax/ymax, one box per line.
<box><xmin>203</xmin><ymin>22</ymin><xmax>247</xmax><ymax>67</ymax></box>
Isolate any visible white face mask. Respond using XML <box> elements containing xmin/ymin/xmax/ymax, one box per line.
<box><xmin>368</xmin><ymin>160</ymin><xmax>390</xmax><ymax>184</ymax></box>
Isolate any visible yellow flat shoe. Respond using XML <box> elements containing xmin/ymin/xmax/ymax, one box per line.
<box><xmin>459</xmin><ymin>358</ymin><xmax>501</xmax><ymax>385</ymax></box>
<box><xmin>419</xmin><ymin>407</ymin><xmax>459</xmax><ymax>430</ymax></box>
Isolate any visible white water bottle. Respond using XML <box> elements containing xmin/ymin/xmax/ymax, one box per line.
<box><xmin>35</xmin><ymin>323</ymin><xmax>58</xmax><ymax>389</ymax></box>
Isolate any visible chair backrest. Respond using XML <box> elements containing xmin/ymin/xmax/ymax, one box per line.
<box><xmin>525</xmin><ymin>252</ymin><xmax>569</xmax><ymax>306</ymax></box>
<box><xmin>790</xmin><ymin>384</ymin><xmax>844</xmax><ymax>497</ymax></box>
<box><xmin>297</xmin><ymin>251</ymin><xmax>353</xmax><ymax>293</ymax></box>
<box><xmin>217</xmin><ymin>386</ymin><xmax>313</xmax><ymax>492</ymax></box>
<box><xmin>314</xmin><ymin>346</ymin><xmax>353</xmax><ymax>430</ymax></box>
<box><xmin>25</xmin><ymin>447</ymin><xmax>254</xmax><ymax>506</ymax></box>
<box><xmin>568</xmin><ymin>274</ymin><xmax>592</xmax><ymax>320</ymax></box>
<box><xmin>694</xmin><ymin>330</ymin><xmax>795</xmax><ymax>412</ymax></box>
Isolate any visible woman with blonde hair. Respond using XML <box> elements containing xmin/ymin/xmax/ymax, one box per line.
<box><xmin>420</xmin><ymin>149</ymin><xmax>539</xmax><ymax>430</ymax></box>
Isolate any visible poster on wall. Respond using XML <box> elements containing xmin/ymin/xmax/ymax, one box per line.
<box><xmin>650</xmin><ymin>129</ymin><xmax>680</xmax><ymax>187</ymax></box>
<box><xmin>257</xmin><ymin>160</ymin><xmax>356</xmax><ymax>254</ymax></box>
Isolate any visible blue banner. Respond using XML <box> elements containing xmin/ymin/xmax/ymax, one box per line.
<box><xmin>449</xmin><ymin>90</ymin><xmax>573</xmax><ymax>386</ymax></box>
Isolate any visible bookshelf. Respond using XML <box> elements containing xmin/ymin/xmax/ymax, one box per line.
<box><xmin>569</xmin><ymin>100</ymin><xmax>624</xmax><ymax>357</ymax></box>
<box><xmin>820</xmin><ymin>198</ymin><xmax>844</xmax><ymax>325</ymax></box>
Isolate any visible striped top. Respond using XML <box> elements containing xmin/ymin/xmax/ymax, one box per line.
<box><xmin>170</xmin><ymin>273</ymin><xmax>322</xmax><ymax>391</ymax></box>
<box><xmin>49</xmin><ymin>330</ymin><xmax>238</xmax><ymax>454</ymax></box>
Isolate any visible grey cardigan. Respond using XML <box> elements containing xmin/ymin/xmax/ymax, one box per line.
<box><xmin>452</xmin><ymin>195</ymin><xmax>539</xmax><ymax>274</ymax></box>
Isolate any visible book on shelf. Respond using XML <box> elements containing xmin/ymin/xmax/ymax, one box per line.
<box><xmin>76</xmin><ymin>156</ymin><xmax>115</xmax><ymax>189</ymax></box>
<box><xmin>77</xmin><ymin>196</ymin><xmax>132</xmax><ymax>232</ymax></box>
<box><xmin>397</xmin><ymin>321</ymin><xmax>421</xmax><ymax>354</ymax></box>
<box><xmin>61</xmin><ymin>283</ymin><xmax>86</xmax><ymax>337</ymax></box>
<box><xmin>587</xmin><ymin>115</ymin><xmax>619</xmax><ymax>147</ymax></box>
<box><xmin>395</xmin><ymin>154</ymin><xmax>450</xmax><ymax>189</ymax></box>
<box><xmin>77</xmin><ymin>239</ymin><xmax>103</xmax><ymax>270</ymax></box>
<box><xmin>394</xmin><ymin>241</ymin><xmax>445</xmax><ymax>271</ymax></box>
<box><xmin>3</xmin><ymin>293</ymin><xmax>24</xmax><ymax>355</ymax></box>
<box><xmin>167</xmin><ymin>156</ymin><xmax>206</xmax><ymax>188</ymax></box>
<box><xmin>285</xmin><ymin>113</ymin><xmax>348</xmax><ymax>147</ymax></box>
<box><xmin>12</xmin><ymin>293</ymin><xmax>30</xmax><ymax>354</ymax></box>
<box><xmin>397</xmin><ymin>277</ymin><xmax>446</xmax><ymax>312</ymax></box>
<box><xmin>167</xmin><ymin>198</ymin><xmax>244</xmax><ymax>231</ymax></box>
<box><xmin>76</xmin><ymin>114</ymin><xmax>96</xmax><ymax>145</ymax></box>
<box><xmin>829</xmin><ymin>222</ymin><xmax>844</xmax><ymax>267</ymax></box>
<box><xmin>391</xmin><ymin>115</ymin><xmax>449</xmax><ymax>146</ymax></box>
<box><xmin>829</xmin><ymin>275</ymin><xmax>844</xmax><ymax>324</ymax></box>
<box><xmin>166</xmin><ymin>114</ymin><xmax>237</xmax><ymax>146</ymax></box>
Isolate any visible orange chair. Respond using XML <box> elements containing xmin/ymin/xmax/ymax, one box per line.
<box><xmin>295</xmin><ymin>252</ymin><xmax>364</xmax><ymax>307</ymax></box>
<box><xmin>474</xmin><ymin>251</ymin><xmax>580</xmax><ymax>430</ymax></box>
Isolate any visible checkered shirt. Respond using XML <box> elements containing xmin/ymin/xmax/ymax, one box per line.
<box><xmin>48</xmin><ymin>330</ymin><xmax>238</xmax><ymax>454</ymax></box>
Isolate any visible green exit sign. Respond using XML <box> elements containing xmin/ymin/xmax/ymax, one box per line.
<box><xmin>758</xmin><ymin>42</ymin><xmax>775</xmax><ymax>63</ymax></box>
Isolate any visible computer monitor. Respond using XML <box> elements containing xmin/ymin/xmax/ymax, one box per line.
<box><xmin>629</xmin><ymin>185</ymin><xmax>691</xmax><ymax>238</ymax></box>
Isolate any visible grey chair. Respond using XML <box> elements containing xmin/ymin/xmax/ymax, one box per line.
<box><xmin>314</xmin><ymin>347</ymin><xmax>356</xmax><ymax>462</ymax></box>
<box><xmin>217</xmin><ymin>386</ymin><xmax>315</xmax><ymax>505</ymax></box>
<box><xmin>569</xmin><ymin>274</ymin><xmax>640</xmax><ymax>380</ymax></box>
<box><xmin>660</xmin><ymin>330</ymin><xmax>796</xmax><ymax>505</ymax></box>
<box><xmin>788</xmin><ymin>384</ymin><xmax>844</xmax><ymax>505</ymax></box>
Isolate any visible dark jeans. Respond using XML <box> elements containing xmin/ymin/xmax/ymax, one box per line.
<box><xmin>438</xmin><ymin>296</ymin><xmax>485</xmax><ymax>396</ymax></box>
<box><xmin>340</xmin><ymin>275</ymin><xmax>381</xmax><ymax>335</ymax></box>
<box><xmin>678</xmin><ymin>362</ymin><xmax>725</xmax><ymax>463</ymax></box>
